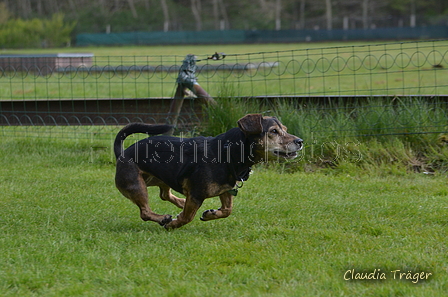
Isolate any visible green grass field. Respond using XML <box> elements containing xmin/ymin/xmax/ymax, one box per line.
<box><xmin>1</xmin><ymin>136</ymin><xmax>447</xmax><ymax>296</ymax></box>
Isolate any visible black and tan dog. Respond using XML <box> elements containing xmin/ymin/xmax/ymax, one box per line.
<box><xmin>114</xmin><ymin>114</ymin><xmax>303</xmax><ymax>230</ymax></box>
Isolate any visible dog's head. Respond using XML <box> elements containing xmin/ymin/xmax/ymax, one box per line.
<box><xmin>238</xmin><ymin>114</ymin><xmax>303</xmax><ymax>161</ymax></box>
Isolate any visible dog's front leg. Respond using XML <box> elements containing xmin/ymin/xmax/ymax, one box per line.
<box><xmin>200</xmin><ymin>191</ymin><xmax>233</xmax><ymax>221</ymax></box>
<box><xmin>164</xmin><ymin>196</ymin><xmax>203</xmax><ymax>230</ymax></box>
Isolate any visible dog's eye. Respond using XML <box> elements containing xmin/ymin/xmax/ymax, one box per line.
<box><xmin>271</xmin><ymin>129</ymin><xmax>278</xmax><ymax>134</ymax></box>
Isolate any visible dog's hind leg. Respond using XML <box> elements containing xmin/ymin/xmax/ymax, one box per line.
<box><xmin>142</xmin><ymin>175</ymin><xmax>185</xmax><ymax>209</ymax></box>
<box><xmin>116</xmin><ymin>166</ymin><xmax>172</xmax><ymax>226</ymax></box>
<box><xmin>159</xmin><ymin>184</ymin><xmax>185</xmax><ymax>209</ymax></box>
<box><xmin>200</xmin><ymin>191</ymin><xmax>233</xmax><ymax>221</ymax></box>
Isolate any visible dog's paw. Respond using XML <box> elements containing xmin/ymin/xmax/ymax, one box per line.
<box><xmin>200</xmin><ymin>209</ymin><xmax>218</xmax><ymax>221</ymax></box>
<box><xmin>158</xmin><ymin>215</ymin><xmax>173</xmax><ymax>227</ymax></box>
<box><xmin>163</xmin><ymin>219</ymin><xmax>179</xmax><ymax>230</ymax></box>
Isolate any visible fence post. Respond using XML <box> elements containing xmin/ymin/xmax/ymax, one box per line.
<box><xmin>167</xmin><ymin>54</ymin><xmax>215</xmax><ymax>126</ymax></box>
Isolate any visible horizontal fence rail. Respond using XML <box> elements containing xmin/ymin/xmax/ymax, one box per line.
<box><xmin>1</xmin><ymin>39</ymin><xmax>448</xmax><ymax>141</ymax></box>
<box><xmin>0</xmin><ymin>97</ymin><xmax>201</xmax><ymax>127</ymax></box>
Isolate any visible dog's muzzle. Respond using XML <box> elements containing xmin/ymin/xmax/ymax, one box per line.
<box><xmin>273</xmin><ymin>138</ymin><xmax>303</xmax><ymax>159</ymax></box>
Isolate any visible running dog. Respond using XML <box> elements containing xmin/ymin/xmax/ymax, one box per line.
<box><xmin>114</xmin><ymin>114</ymin><xmax>303</xmax><ymax>230</ymax></box>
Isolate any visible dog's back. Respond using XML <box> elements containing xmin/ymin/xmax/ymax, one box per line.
<box><xmin>115</xmin><ymin>125</ymin><xmax>248</xmax><ymax>194</ymax></box>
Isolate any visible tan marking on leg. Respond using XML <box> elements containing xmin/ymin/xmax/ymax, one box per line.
<box><xmin>204</xmin><ymin>182</ymin><xmax>232</xmax><ymax>198</ymax></box>
<box><xmin>142</xmin><ymin>173</ymin><xmax>186</xmax><ymax>209</ymax></box>
<box><xmin>159</xmin><ymin>184</ymin><xmax>185</xmax><ymax>209</ymax></box>
<box><xmin>200</xmin><ymin>191</ymin><xmax>233</xmax><ymax>221</ymax></box>
<box><xmin>164</xmin><ymin>180</ymin><xmax>202</xmax><ymax>229</ymax></box>
<box><xmin>164</xmin><ymin>196</ymin><xmax>202</xmax><ymax>229</ymax></box>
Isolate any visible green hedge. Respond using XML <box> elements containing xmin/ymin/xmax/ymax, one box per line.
<box><xmin>0</xmin><ymin>14</ymin><xmax>76</xmax><ymax>49</ymax></box>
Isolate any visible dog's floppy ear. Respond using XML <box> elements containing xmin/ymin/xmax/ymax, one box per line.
<box><xmin>238</xmin><ymin>114</ymin><xmax>263</xmax><ymax>135</ymax></box>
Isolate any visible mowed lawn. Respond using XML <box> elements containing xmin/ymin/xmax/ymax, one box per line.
<box><xmin>0</xmin><ymin>137</ymin><xmax>447</xmax><ymax>296</ymax></box>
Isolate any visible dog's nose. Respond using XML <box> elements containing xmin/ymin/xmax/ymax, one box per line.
<box><xmin>294</xmin><ymin>138</ymin><xmax>303</xmax><ymax>149</ymax></box>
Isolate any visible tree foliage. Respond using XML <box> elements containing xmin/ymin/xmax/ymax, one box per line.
<box><xmin>0</xmin><ymin>11</ymin><xmax>76</xmax><ymax>48</ymax></box>
<box><xmin>1</xmin><ymin>0</ymin><xmax>447</xmax><ymax>40</ymax></box>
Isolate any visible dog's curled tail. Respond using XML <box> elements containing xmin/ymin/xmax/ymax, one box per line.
<box><xmin>113</xmin><ymin>123</ymin><xmax>174</xmax><ymax>159</ymax></box>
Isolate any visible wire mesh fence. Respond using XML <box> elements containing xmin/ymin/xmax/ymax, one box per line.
<box><xmin>1</xmin><ymin>39</ymin><xmax>447</xmax><ymax>141</ymax></box>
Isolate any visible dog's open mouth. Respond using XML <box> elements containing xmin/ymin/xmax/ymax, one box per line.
<box><xmin>273</xmin><ymin>150</ymin><xmax>298</xmax><ymax>159</ymax></box>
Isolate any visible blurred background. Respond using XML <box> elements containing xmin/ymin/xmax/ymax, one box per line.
<box><xmin>1</xmin><ymin>0</ymin><xmax>447</xmax><ymax>47</ymax></box>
